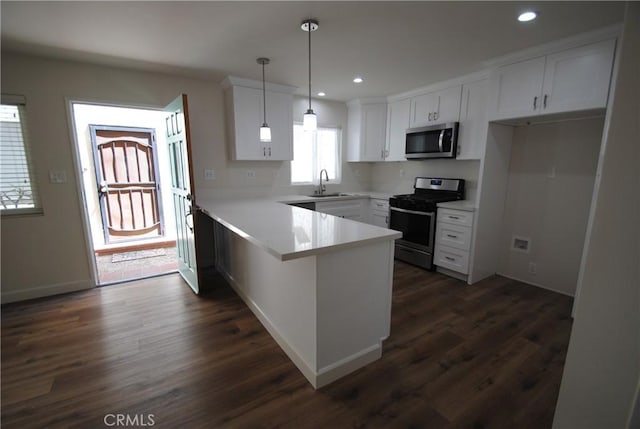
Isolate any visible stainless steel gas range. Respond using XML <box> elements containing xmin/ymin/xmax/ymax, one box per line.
<box><xmin>389</xmin><ymin>177</ymin><xmax>465</xmax><ymax>270</ymax></box>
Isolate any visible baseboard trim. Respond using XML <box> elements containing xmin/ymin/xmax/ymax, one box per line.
<box><xmin>436</xmin><ymin>266</ymin><xmax>469</xmax><ymax>283</ymax></box>
<box><xmin>1</xmin><ymin>280</ymin><xmax>93</xmax><ymax>304</ymax></box>
<box><xmin>496</xmin><ymin>272</ymin><xmax>575</xmax><ymax>297</ymax></box>
<box><xmin>316</xmin><ymin>343</ymin><xmax>381</xmax><ymax>388</ymax></box>
<box><xmin>218</xmin><ymin>268</ymin><xmax>383</xmax><ymax>389</ymax></box>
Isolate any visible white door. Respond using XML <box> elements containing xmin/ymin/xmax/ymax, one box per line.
<box><xmin>385</xmin><ymin>98</ymin><xmax>410</xmax><ymax>161</ymax></box>
<box><xmin>265</xmin><ymin>90</ymin><xmax>294</xmax><ymax>161</ymax></box>
<box><xmin>233</xmin><ymin>86</ymin><xmax>266</xmax><ymax>160</ymax></box>
<box><xmin>361</xmin><ymin>103</ymin><xmax>387</xmax><ymax>161</ymax></box>
<box><xmin>164</xmin><ymin>94</ymin><xmax>200</xmax><ymax>294</ymax></box>
<box><xmin>457</xmin><ymin>79</ymin><xmax>489</xmax><ymax>160</ymax></box>
<box><xmin>431</xmin><ymin>85</ymin><xmax>462</xmax><ymax>124</ymax></box>
<box><xmin>491</xmin><ymin>56</ymin><xmax>546</xmax><ymax>120</ymax></box>
<box><xmin>410</xmin><ymin>92</ymin><xmax>437</xmax><ymax>127</ymax></box>
<box><xmin>541</xmin><ymin>38</ymin><xmax>616</xmax><ymax>115</ymax></box>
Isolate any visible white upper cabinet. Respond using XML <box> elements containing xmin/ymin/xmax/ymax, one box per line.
<box><xmin>456</xmin><ymin>79</ymin><xmax>489</xmax><ymax>160</ymax></box>
<box><xmin>541</xmin><ymin>39</ymin><xmax>616</xmax><ymax>115</ymax></box>
<box><xmin>491</xmin><ymin>57</ymin><xmax>546</xmax><ymax>120</ymax></box>
<box><xmin>347</xmin><ymin>98</ymin><xmax>388</xmax><ymax>162</ymax></box>
<box><xmin>409</xmin><ymin>85</ymin><xmax>462</xmax><ymax>128</ymax></box>
<box><xmin>385</xmin><ymin>98</ymin><xmax>411</xmax><ymax>162</ymax></box>
<box><xmin>490</xmin><ymin>38</ymin><xmax>616</xmax><ymax>121</ymax></box>
<box><xmin>222</xmin><ymin>76</ymin><xmax>295</xmax><ymax>161</ymax></box>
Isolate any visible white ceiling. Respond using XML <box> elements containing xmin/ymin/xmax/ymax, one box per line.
<box><xmin>1</xmin><ymin>1</ymin><xmax>625</xmax><ymax>101</ymax></box>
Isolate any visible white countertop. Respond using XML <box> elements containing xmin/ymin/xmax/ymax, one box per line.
<box><xmin>199</xmin><ymin>197</ymin><xmax>401</xmax><ymax>261</ymax></box>
<box><xmin>437</xmin><ymin>200</ymin><xmax>477</xmax><ymax>211</ymax></box>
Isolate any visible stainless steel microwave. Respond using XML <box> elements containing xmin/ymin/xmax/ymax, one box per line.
<box><xmin>405</xmin><ymin>122</ymin><xmax>459</xmax><ymax>159</ymax></box>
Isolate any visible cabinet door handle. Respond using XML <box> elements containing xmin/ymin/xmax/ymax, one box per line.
<box><xmin>447</xmin><ymin>234</ymin><xmax>458</xmax><ymax>239</ymax></box>
<box><xmin>445</xmin><ymin>256</ymin><xmax>456</xmax><ymax>261</ymax></box>
<box><xmin>385</xmin><ymin>216</ymin><xmax>388</xmax><ymax>225</ymax></box>
<box><xmin>448</xmin><ymin>216</ymin><xmax>460</xmax><ymax>220</ymax></box>
<box><xmin>268</xmin><ymin>147</ymin><xmax>271</xmax><ymax>157</ymax></box>
<box><xmin>428</xmin><ymin>112</ymin><xmax>433</xmax><ymax>121</ymax></box>
<box><xmin>263</xmin><ymin>147</ymin><xmax>266</xmax><ymax>157</ymax></box>
<box><xmin>433</xmin><ymin>111</ymin><xmax>438</xmax><ymax>121</ymax></box>
<box><xmin>533</xmin><ymin>96</ymin><xmax>538</xmax><ymax>110</ymax></box>
<box><xmin>543</xmin><ymin>94</ymin><xmax>548</xmax><ymax>109</ymax></box>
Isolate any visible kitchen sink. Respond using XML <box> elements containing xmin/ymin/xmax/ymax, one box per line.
<box><xmin>307</xmin><ymin>192</ymin><xmax>352</xmax><ymax>198</ymax></box>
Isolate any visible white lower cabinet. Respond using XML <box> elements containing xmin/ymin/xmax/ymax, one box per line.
<box><xmin>434</xmin><ymin>246</ymin><xmax>470</xmax><ymax>273</ymax></box>
<box><xmin>369</xmin><ymin>198</ymin><xmax>389</xmax><ymax>228</ymax></box>
<box><xmin>434</xmin><ymin>208</ymin><xmax>475</xmax><ymax>275</ymax></box>
<box><xmin>315</xmin><ymin>199</ymin><xmax>366</xmax><ymax>221</ymax></box>
<box><xmin>435</xmin><ymin>222</ymin><xmax>472</xmax><ymax>251</ymax></box>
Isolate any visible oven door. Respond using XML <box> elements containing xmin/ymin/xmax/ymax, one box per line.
<box><xmin>389</xmin><ymin>207</ymin><xmax>435</xmax><ymax>253</ymax></box>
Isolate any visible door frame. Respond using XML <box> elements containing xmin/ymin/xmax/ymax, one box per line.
<box><xmin>65</xmin><ymin>98</ymin><xmax>171</xmax><ymax>287</ymax></box>
<box><xmin>89</xmin><ymin>124</ymin><xmax>165</xmax><ymax>245</ymax></box>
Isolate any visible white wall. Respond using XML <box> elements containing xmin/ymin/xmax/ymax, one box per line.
<box><xmin>553</xmin><ymin>3</ymin><xmax>640</xmax><ymax>428</ymax></box>
<box><xmin>369</xmin><ymin>160</ymin><xmax>481</xmax><ymax>201</ymax></box>
<box><xmin>0</xmin><ymin>52</ymin><xmax>369</xmax><ymax>302</ymax></box>
<box><xmin>498</xmin><ymin>118</ymin><xmax>603</xmax><ymax>296</ymax></box>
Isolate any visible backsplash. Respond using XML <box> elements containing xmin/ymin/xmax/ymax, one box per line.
<box><xmin>368</xmin><ymin>159</ymin><xmax>481</xmax><ymax>202</ymax></box>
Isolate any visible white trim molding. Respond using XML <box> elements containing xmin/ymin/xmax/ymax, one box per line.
<box><xmin>1</xmin><ymin>279</ymin><xmax>93</xmax><ymax>304</ymax></box>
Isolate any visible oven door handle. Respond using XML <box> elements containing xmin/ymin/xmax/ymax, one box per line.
<box><xmin>390</xmin><ymin>207</ymin><xmax>435</xmax><ymax>217</ymax></box>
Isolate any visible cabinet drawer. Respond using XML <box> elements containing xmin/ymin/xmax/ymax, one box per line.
<box><xmin>315</xmin><ymin>200</ymin><xmax>364</xmax><ymax>212</ymax></box>
<box><xmin>437</xmin><ymin>208</ymin><xmax>474</xmax><ymax>227</ymax></box>
<box><xmin>370</xmin><ymin>199</ymin><xmax>389</xmax><ymax>210</ymax></box>
<box><xmin>436</xmin><ymin>222</ymin><xmax>472</xmax><ymax>251</ymax></box>
<box><xmin>434</xmin><ymin>245</ymin><xmax>469</xmax><ymax>274</ymax></box>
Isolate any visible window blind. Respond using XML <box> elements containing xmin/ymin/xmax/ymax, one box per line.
<box><xmin>0</xmin><ymin>95</ymin><xmax>42</xmax><ymax>214</ymax></box>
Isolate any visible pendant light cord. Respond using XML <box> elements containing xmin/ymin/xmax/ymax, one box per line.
<box><xmin>308</xmin><ymin>20</ymin><xmax>312</xmax><ymax>111</ymax></box>
<box><xmin>262</xmin><ymin>61</ymin><xmax>267</xmax><ymax>124</ymax></box>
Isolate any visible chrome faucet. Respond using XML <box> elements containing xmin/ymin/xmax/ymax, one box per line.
<box><xmin>318</xmin><ymin>169</ymin><xmax>329</xmax><ymax>195</ymax></box>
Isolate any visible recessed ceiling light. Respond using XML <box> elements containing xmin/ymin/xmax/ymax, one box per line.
<box><xmin>518</xmin><ymin>11</ymin><xmax>537</xmax><ymax>22</ymax></box>
<box><xmin>353</xmin><ymin>77</ymin><xmax>364</xmax><ymax>83</ymax></box>
<box><xmin>317</xmin><ymin>92</ymin><xmax>326</xmax><ymax>97</ymax></box>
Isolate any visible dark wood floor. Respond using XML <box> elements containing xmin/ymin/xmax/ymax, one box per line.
<box><xmin>1</xmin><ymin>262</ymin><xmax>573</xmax><ymax>429</ymax></box>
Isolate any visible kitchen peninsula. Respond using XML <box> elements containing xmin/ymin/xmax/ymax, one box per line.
<box><xmin>200</xmin><ymin>197</ymin><xmax>401</xmax><ymax>388</ymax></box>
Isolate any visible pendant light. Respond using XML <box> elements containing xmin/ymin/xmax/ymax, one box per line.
<box><xmin>257</xmin><ymin>57</ymin><xmax>272</xmax><ymax>142</ymax></box>
<box><xmin>301</xmin><ymin>19</ymin><xmax>319</xmax><ymax>132</ymax></box>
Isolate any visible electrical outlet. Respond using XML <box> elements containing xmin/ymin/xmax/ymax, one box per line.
<box><xmin>49</xmin><ymin>170</ymin><xmax>67</xmax><ymax>184</ymax></box>
<box><xmin>246</xmin><ymin>170</ymin><xmax>256</xmax><ymax>179</ymax></box>
<box><xmin>529</xmin><ymin>262</ymin><xmax>537</xmax><ymax>275</ymax></box>
<box><xmin>204</xmin><ymin>169</ymin><xmax>215</xmax><ymax>180</ymax></box>
<box><xmin>399</xmin><ymin>169</ymin><xmax>405</xmax><ymax>177</ymax></box>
